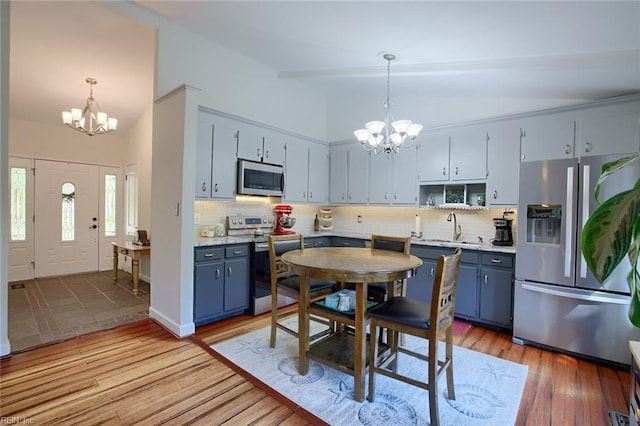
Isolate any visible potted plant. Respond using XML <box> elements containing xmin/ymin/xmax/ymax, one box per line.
<box><xmin>581</xmin><ymin>153</ymin><xmax>640</xmax><ymax>325</ymax></box>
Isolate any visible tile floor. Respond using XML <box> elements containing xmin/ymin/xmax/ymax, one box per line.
<box><xmin>8</xmin><ymin>270</ymin><xmax>150</xmax><ymax>353</ymax></box>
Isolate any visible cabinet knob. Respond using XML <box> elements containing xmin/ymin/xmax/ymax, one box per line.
<box><xmin>484</xmin><ymin>275</ymin><xmax>488</xmax><ymax>284</ymax></box>
<box><xmin>455</xmin><ymin>167</ymin><xmax>459</xmax><ymax>175</ymax></box>
<box><xmin>442</xmin><ymin>167</ymin><xmax>446</xmax><ymax>176</ymax></box>
<box><xmin>309</xmin><ymin>191</ymin><xmax>313</xmax><ymax>199</ymax></box>
<box><xmin>214</xmin><ymin>184</ymin><xmax>218</xmax><ymax>192</ymax></box>
<box><xmin>215</xmin><ymin>269</ymin><xmax>220</xmax><ymax>279</ymax></box>
<box><xmin>227</xmin><ymin>266</ymin><xmax>232</xmax><ymax>276</ymax></box>
<box><xmin>490</xmin><ymin>258</ymin><xmax>503</xmax><ymax>263</ymax></box>
<box><xmin>265</xmin><ymin>150</ymin><xmax>269</xmax><ymax>158</ymax></box>
<box><xmin>493</xmin><ymin>190</ymin><xmax>498</xmax><ymax>199</ymax></box>
<box><xmin>256</xmin><ymin>148</ymin><xmax>261</xmax><ymax>157</ymax></box>
<box><xmin>430</xmin><ymin>267</ymin><xmax>435</xmax><ymax>277</ymax></box>
<box><xmin>585</xmin><ymin>142</ymin><xmax>592</xmax><ymax>152</ymax></box>
<box><xmin>202</xmin><ymin>182</ymin><xmax>207</xmax><ymax>192</ymax></box>
<box><xmin>565</xmin><ymin>144</ymin><xmax>572</xmax><ymax>155</ymax></box>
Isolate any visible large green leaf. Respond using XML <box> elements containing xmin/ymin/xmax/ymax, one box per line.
<box><xmin>594</xmin><ymin>154</ymin><xmax>640</xmax><ymax>202</ymax></box>
<box><xmin>581</xmin><ymin>188</ymin><xmax>640</xmax><ymax>282</ymax></box>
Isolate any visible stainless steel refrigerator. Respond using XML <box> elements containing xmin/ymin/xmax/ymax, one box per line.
<box><xmin>514</xmin><ymin>154</ymin><xmax>640</xmax><ymax>365</ymax></box>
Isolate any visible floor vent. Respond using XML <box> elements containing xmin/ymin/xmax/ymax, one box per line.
<box><xmin>10</xmin><ymin>283</ymin><xmax>25</xmax><ymax>289</ymax></box>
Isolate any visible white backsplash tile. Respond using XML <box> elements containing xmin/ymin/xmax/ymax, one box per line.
<box><xmin>194</xmin><ymin>199</ymin><xmax>518</xmax><ymax>244</ymax></box>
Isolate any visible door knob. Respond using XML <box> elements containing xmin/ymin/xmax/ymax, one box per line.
<box><xmin>90</xmin><ymin>224</ymin><xmax>97</xmax><ymax>229</ymax></box>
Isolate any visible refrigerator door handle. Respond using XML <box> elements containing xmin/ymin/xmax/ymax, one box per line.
<box><xmin>564</xmin><ymin>166</ymin><xmax>574</xmax><ymax>278</ymax></box>
<box><xmin>521</xmin><ymin>283</ymin><xmax>628</xmax><ymax>305</ymax></box>
<box><xmin>580</xmin><ymin>164</ymin><xmax>590</xmax><ymax>278</ymax></box>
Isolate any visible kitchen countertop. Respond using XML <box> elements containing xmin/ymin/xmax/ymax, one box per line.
<box><xmin>195</xmin><ymin>232</ymin><xmax>516</xmax><ymax>254</ymax></box>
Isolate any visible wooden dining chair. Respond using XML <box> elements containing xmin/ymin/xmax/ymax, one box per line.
<box><xmin>367</xmin><ymin>248</ymin><xmax>462</xmax><ymax>426</ymax></box>
<box><xmin>345</xmin><ymin>234</ymin><xmax>411</xmax><ymax>302</ymax></box>
<box><xmin>268</xmin><ymin>234</ymin><xmax>336</xmax><ymax>348</ymax></box>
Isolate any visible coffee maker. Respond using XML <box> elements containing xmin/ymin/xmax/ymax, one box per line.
<box><xmin>273</xmin><ymin>204</ymin><xmax>296</xmax><ymax>235</ymax></box>
<box><xmin>492</xmin><ymin>218</ymin><xmax>513</xmax><ymax>246</ymax></box>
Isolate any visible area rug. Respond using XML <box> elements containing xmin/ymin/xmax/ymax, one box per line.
<box><xmin>211</xmin><ymin>322</ymin><xmax>528</xmax><ymax>425</ymax></box>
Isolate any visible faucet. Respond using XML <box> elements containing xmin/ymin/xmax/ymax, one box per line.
<box><xmin>447</xmin><ymin>212</ymin><xmax>462</xmax><ymax>241</ymax></box>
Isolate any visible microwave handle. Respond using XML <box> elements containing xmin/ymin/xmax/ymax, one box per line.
<box><xmin>280</xmin><ymin>171</ymin><xmax>286</xmax><ymax>192</ymax></box>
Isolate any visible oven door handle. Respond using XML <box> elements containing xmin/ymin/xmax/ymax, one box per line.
<box><xmin>255</xmin><ymin>242</ymin><xmax>269</xmax><ymax>252</ymax></box>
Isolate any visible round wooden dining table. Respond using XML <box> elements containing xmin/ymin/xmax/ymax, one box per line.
<box><xmin>281</xmin><ymin>246</ymin><xmax>422</xmax><ymax>402</ymax></box>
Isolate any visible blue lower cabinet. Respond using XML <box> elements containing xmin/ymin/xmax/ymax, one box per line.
<box><xmin>194</xmin><ymin>244</ymin><xmax>249</xmax><ymax>326</ymax></box>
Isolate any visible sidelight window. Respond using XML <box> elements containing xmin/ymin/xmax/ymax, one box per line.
<box><xmin>61</xmin><ymin>182</ymin><xmax>75</xmax><ymax>241</ymax></box>
<box><xmin>104</xmin><ymin>174</ymin><xmax>116</xmax><ymax>236</ymax></box>
<box><xmin>10</xmin><ymin>166</ymin><xmax>27</xmax><ymax>241</ymax></box>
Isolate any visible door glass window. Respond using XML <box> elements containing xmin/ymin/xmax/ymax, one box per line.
<box><xmin>61</xmin><ymin>182</ymin><xmax>75</xmax><ymax>241</ymax></box>
<box><xmin>10</xmin><ymin>166</ymin><xmax>27</xmax><ymax>241</ymax></box>
<box><xmin>125</xmin><ymin>172</ymin><xmax>138</xmax><ymax>235</ymax></box>
<box><xmin>104</xmin><ymin>174</ymin><xmax>116</xmax><ymax>237</ymax></box>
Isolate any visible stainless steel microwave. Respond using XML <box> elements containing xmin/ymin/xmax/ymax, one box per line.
<box><xmin>237</xmin><ymin>159</ymin><xmax>284</xmax><ymax>196</ymax></box>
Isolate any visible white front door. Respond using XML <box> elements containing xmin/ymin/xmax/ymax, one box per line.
<box><xmin>34</xmin><ymin>160</ymin><xmax>100</xmax><ymax>277</ymax></box>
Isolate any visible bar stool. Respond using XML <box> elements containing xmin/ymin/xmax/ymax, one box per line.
<box><xmin>367</xmin><ymin>248</ymin><xmax>462</xmax><ymax>426</ymax></box>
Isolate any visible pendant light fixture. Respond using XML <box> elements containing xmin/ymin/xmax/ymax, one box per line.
<box><xmin>354</xmin><ymin>53</ymin><xmax>422</xmax><ymax>155</ymax></box>
<box><xmin>62</xmin><ymin>77</ymin><xmax>118</xmax><ymax>136</ymax></box>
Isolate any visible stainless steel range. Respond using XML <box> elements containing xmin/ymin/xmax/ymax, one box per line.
<box><xmin>226</xmin><ymin>215</ymin><xmax>296</xmax><ymax>315</ymax></box>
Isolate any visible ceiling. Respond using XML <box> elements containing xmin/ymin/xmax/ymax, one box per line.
<box><xmin>9</xmin><ymin>1</ymin><xmax>640</xmax><ymax>134</ymax></box>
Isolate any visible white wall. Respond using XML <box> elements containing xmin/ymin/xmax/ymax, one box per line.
<box><xmin>9</xmin><ymin>117</ymin><xmax>126</xmax><ymax>166</ymax></box>
<box><xmin>1</xmin><ymin>0</ymin><xmax>11</xmax><ymax>357</ymax></box>
<box><xmin>149</xmin><ymin>85</ymin><xmax>199</xmax><ymax>337</ymax></box>
<box><xmin>155</xmin><ymin>17</ymin><xmax>327</xmax><ymax>141</ymax></box>
<box><xmin>327</xmin><ymin>93</ymin><xmax>589</xmax><ymax>142</ymax></box>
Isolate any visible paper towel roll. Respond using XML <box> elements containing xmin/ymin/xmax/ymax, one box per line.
<box><xmin>414</xmin><ymin>215</ymin><xmax>421</xmax><ymax>235</ymax></box>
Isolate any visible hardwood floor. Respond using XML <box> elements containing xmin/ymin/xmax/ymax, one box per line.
<box><xmin>0</xmin><ymin>313</ymin><xmax>631</xmax><ymax>425</ymax></box>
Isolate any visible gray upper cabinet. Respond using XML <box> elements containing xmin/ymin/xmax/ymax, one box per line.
<box><xmin>368</xmin><ymin>152</ymin><xmax>392</xmax><ymax>204</ymax></box>
<box><xmin>417</xmin><ymin>130</ymin><xmax>450</xmax><ymax>182</ymax></box>
<box><xmin>392</xmin><ymin>144</ymin><xmax>418</xmax><ymax>204</ymax></box>
<box><xmin>195</xmin><ymin>111</ymin><xmax>214</xmax><ymax>198</ymax></box>
<box><xmin>449</xmin><ymin>125</ymin><xmax>488</xmax><ymax>181</ymax></box>
<box><xmin>519</xmin><ymin>113</ymin><xmax>576</xmax><ymax>162</ymax></box>
<box><xmin>575</xmin><ymin>102</ymin><xmax>640</xmax><ymax>157</ymax></box>
<box><xmin>486</xmin><ymin>120</ymin><xmax>520</xmax><ymax>206</ymax></box>
<box><xmin>236</xmin><ymin>124</ymin><xmax>285</xmax><ymax>165</ymax></box>
<box><xmin>417</xmin><ymin>125</ymin><xmax>487</xmax><ymax>183</ymax></box>
<box><xmin>195</xmin><ymin>110</ymin><xmax>236</xmax><ymax>200</ymax></box>
<box><xmin>284</xmin><ymin>138</ymin><xmax>329</xmax><ymax>204</ymax></box>
<box><xmin>329</xmin><ymin>143</ymin><xmax>369</xmax><ymax>204</ymax></box>
<box><xmin>211</xmin><ymin>117</ymin><xmax>238</xmax><ymax>200</ymax></box>
<box><xmin>308</xmin><ymin>142</ymin><xmax>330</xmax><ymax>204</ymax></box>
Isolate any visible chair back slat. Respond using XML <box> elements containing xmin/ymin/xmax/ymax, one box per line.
<box><xmin>430</xmin><ymin>248</ymin><xmax>462</xmax><ymax>333</ymax></box>
<box><xmin>371</xmin><ymin>234</ymin><xmax>410</xmax><ymax>254</ymax></box>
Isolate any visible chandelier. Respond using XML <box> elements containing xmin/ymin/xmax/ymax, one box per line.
<box><xmin>61</xmin><ymin>77</ymin><xmax>118</xmax><ymax>136</ymax></box>
<box><xmin>354</xmin><ymin>53</ymin><xmax>422</xmax><ymax>155</ymax></box>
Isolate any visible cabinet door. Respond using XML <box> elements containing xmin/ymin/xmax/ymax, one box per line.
<box><xmin>263</xmin><ymin>129</ymin><xmax>286</xmax><ymax>165</ymax></box>
<box><xmin>450</xmin><ymin>125</ymin><xmax>488</xmax><ymax>181</ymax></box>
<box><xmin>211</xmin><ymin>117</ymin><xmax>238</xmax><ymax>200</ymax></box>
<box><xmin>486</xmin><ymin>121</ymin><xmax>520</xmax><ymax>206</ymax></box>
<box><xmin>454</xmin><ymin>264</ymin><xmax>478</xmax><ymax>319</ymax></box>
<box><xmin>236</xmin><ymin>123</ymin><xmax>264</xmax><ymax>162</ymax></box>
<box><xmin>329</xmin><ymin>145</ymin><xmax>348</xmax><ymax>204</ymax></box>
<box><xmin>283</xmin><ymin>137</ymin><xmax>309</xmax><ymax>203</ymax></box>
<box><xmin>224</xmin><ymin>258</ymin><xmax>249</xmax><ymax>312</ymax></box>
<box><xmin>479</xmin><ymin>267</ymin><xmax>513</xmax><ymax>327</ymax></box>
<box><xmin>578</xmin><ymin>109</ymin><xmax>640</xmax><ymax>157</ymax></box>
<box><xmin>417</xmin><ymin>130</ymin><xmax>450</xmax><ymax>182</ymax></box>
<box><xmin>195</xmin><ymin>112</ymin><xmax>214</xmax><ymax>198</ymax></box>
<box><xmin>368</xmin><ymin>153</ymin><xmax>392</xmax><ymax>204</ymax></box>
<box><xmin>308</xmin><ymin>143</ymin><xmax>329</xmax><ymax>204</ymax></box>
<box><xmin>347</xmin><ymin>145</ymin><xmax>369</xmax><ymax>204</ymax></box>
<box><xmin>194</xmin><ymin>261</ymin><xmax>224</xmax><ymax>323</ymax></box>
<box><xmin>520</xmin><ymin>114</ymin><xmax>576</xmax><ymax>162</ymax></box>
<box><xmin>406</xmin><ymin>259</ymin><xmax>437</xmax><ymax>305</ymax></box>
<box><xmin>392</xmin><ymin>145</ymin><xmax>418</xmax><ymax>204</ymax></box>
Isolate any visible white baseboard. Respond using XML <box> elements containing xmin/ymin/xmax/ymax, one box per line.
<box><xmin>149</xmin><ymin>306</ymin><xmax>195</xmax><ymax>338</ymax></box>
